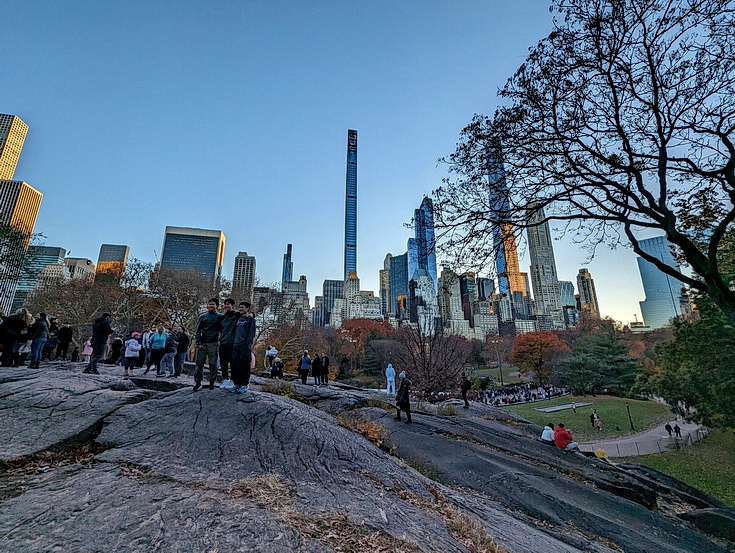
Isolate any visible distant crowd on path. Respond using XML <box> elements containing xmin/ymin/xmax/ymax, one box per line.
<box><xmin>474</xmin><ymin>383</ymin><xmax>570</xmax><ymax>406</ymax></box>
<box><xmin>0</xmin><ymin>309</ymin><xmax>80</xmax><ymax>368</ymax></box>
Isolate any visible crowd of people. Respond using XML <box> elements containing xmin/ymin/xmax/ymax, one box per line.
<box><xmin>0</xmin><ymin>309</ymin><xmax>80</xmax><ymax>368</ymax></box>
<box><xmin>475</xmin><ymin>383</ymin><xmax>570</xmax><ymax>406</ymax></box>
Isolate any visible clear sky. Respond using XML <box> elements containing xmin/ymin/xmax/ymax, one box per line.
<box><xmin>5</xmin><ymin>0</ymin><xmax>649</xmax><ymax>324</ymax></box>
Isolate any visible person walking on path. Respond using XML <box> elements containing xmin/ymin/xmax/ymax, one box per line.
<box><xmin>320</xmin><ymin>353</ymin><xmax>330</xmax><ymax>385</ymax></box>
<box><xmin>123</xmin><ymin>332</ymin><xmax>142</xmax><ymax>377</ymax></box>
<box><xmin>572</xmin><ymin>401</ymin><xmax>577</xmax><ymax>414</ymax></box>
<box><xmin>83</xmin><ymin>313</ymin><xmax>112</xmax><ymax>374</ymax></box>
<box><xmin>395</xmin><ymin>371</ymin><xmax>413</xmax><ymax>423</ymax></box>
<box><xmin>385</xmin><ymin>363</ymin><xmax>396</xmax><ymax>395</ymax></box>
<box><xmin>665</xmin><ymin>423</ymin><xmax>673</xmax><ymax>437</ymax></box>
<box><xmin>297</xmin><ymin>350</ymin><xmax>311</xmax><ymax>385</ymax></box>
<box><xmin>193</xmin><ymin>298</ymin><xmax>222</xmax><ymax>392</ymax></box>
<box><xmin>230</xmin><ymin>301</ymin><xmax>255</xmax><ymax>393</ymax></box>
<box><xmin>674</xmin><ymin>424</ymin><xmax>682</xmax><ymax>439</ymax></box>
<box><xmin>460</xmin><ymin>372</ymin><xmax>471</xmax><ymax>408</ymax></box>
<box><xmin>218</xmin><ymin>298</ymin><xmax>239</xmax><ymax>382</ymax></box>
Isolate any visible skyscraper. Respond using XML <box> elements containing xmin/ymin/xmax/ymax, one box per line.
<box><xmin>282</xmin><ymin>243</ymin><xmax>293</xmax><ymax>290</ymax></box>
<box><xmin>343</xmin><ymin>129</ymin><xmax>358</xmax><ymax>280</ymax></box>
<box><xmin>96</xmin><ymin>244</ymin><xmax>129</xmax><ymax>284</ymax></box>
<box><xmin>526</xmin><ymin>205</ymin><xmax>564</xmax><ymax>330</ymax></box>
<box><xmin>321</xmin><ymin>279</ymin><xmax>344</xmax><ymax>326</ymax></box>
<box><xmin>380</xmin><ymin>254</ymin><xmax>392</xmax><ymax>315</ymax></box>
<box><xmin>413</xmin><ymin>197</ymin><xmax>438</xmax><ymax>293</ymax></box>
<box><xmin>637</xmin><ymin>236</ymin><xmax>688</xmax><ymax>329</ymax></box>
<box><xmin>559</xmin><ymin>281</ymin><xmax>576</xmax><ymax>307</ymax></box>
<box><xmin>576</xmin><ymin>268</ymin><xmax>600</xmax><ymax>318</ymax></box>
<box><xmin>12</xmin><ymin>246</ymin><xmax>66</xmax><ymax>310</ymax></box>
<box><xmin>0</xmin><ymin>114</ymin><xmax>28</xmax><ymax>180</ymax></box>
<box><xmin>233</xmin><ymin>251</ymin><xmax>256</xmax><ymax>301</ymax></box>
<box><xmin>389</xmin><ymin>253</ymin><xmax>409</xmax><ymax>318</ymax></box>
<box><xmin>159</xmin><ymin>226</ymin><xmax>225</xmax><ymax>284</ymax></box>
<box><xmin>65</xmin><ymin>258</ymin><xmax>96</xmax><ymax>280</ymax></box>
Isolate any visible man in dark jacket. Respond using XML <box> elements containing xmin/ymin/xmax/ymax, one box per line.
<box><xmin>230</xmin><ymin>301</ymin><xmax>256</xmax><ymax>393</ymax></box>
<box><xmin>193</xmin><ymin>298</ymin><xmax>222</xmax><ymax>391</ymax></box>
<box><xmin>0</xmin><ymin>310</ymin><xmax>25</xmax><ymax>366</ymax></box>
<box><xmin>218</xmin><ymin>298</ymin><xmax>239</xmax><ymax>382</ymax></box>
<box><xmin>174</xmin><ymin>326</ymin><xmax>190</xmax><ymax>377</ymax></box>
<box><xmin>83</xmin><ymin>313</ymin><xmax>112</xmax><ymax>374</ymax></box>
<box><xmin>320</xmin><ymin>353</ymin><xmax>330</xmax><ymax>385</ymax></box>
<box><xmin>55</xmin><ymin>322</ymin><xmax>74</xmax><ymax>361</ymax></box>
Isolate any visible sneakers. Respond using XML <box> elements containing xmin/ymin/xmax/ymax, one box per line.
<box><xmin>220</xmin><ymin>379</ymin><xmax>235</xmax><ymax>390</ymax></box>
<box><xmin>193</xmin><ymin>382</ymin><xmax>202</xmax><ymax>392</ymax></box>
<box><xmin>237</xmin><ymin>385</ymin><xmax>249</xmax><ymax>393</ymax></box>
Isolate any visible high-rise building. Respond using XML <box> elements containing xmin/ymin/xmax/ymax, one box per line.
<box><xmin>576</xmin><ymin>268</ymin><xmax>600</xmax><ymax>318</ymax></box>
<box><xmin>409</xmin><ymin>268</ymin><xmax>440</xmax><ymax>334</ymax></box>
<box><xmin>232</xmin><ymin>251</ymin><xmax>256</xmax><ymax>301</ymax></box>
<box><xmin>413</xmin><ymin>197</ymin><xmax>438</xmax><ymax>294</ymax></box>
<box><xmin>637</xmin><ymin>236</ymin><xmax>688</xmax><ymax>329</ymax></box>
<box><xmin>389</xmin><ymin>253</ymin><xmax>409</xmax><ymax>318</ymax></box>
<box><xmin>65</xmin><ymin>257</ymin><xmax>95</xmax><ymax>280</ymax></box>
<box><xmin>321</xmin><ymin>279</ymin><xmax>344</xmax><ymax>327</ymax></box>
<box><xmin>559</xmin><ymin>281</ymin><xmax>576</xmax><ymax>307</ymax></box>
<box><xmin>344</xmin><ymin>129</ymin><xmax>358</xmax><ymax>280</ymax></box>
<box><xmin>282</xmin><ymin>243</ymin><xmax>293</xmax><ymax>290</ymax></box>
<box><xmin>12</xmin><ymin>246</ymin><xmax>66</xmax><ymax>310</ymax></box>
<box><xmin>380</xmin><ymin>253</ymin><xmax>392</xmax><ymax>315</ymax></box>
<box><xmin>0</xmin><ymin>181</ymin><xmax>43</xmax><ymax>313</ymax></box>
<box><xmin>159</xmin><ymin>226</ymin><xmax>225</xmax><ymax>285</ymax></box>
<box><xmin>459</xmin><ymin>272</ymin><xmax>477</xmax><ymax>323</ymax></box>
<box><xmin>0</xmin><ymin>114</ymin><xmax>28</xmax><ymax>180</ymax></box>
<box><xmin>526</xmin><ymin>205</ymin><xmax>564</xmax><ymax>330</ymax></box>
<box><xmin>476</xmin><ymin>277</ymin><xmax>494</xmax><ymax>301</ymax></box>
<box><xmin>96</xmin><ymin>244</ymin><xmax>130</xmax><ymax>284</ymax></box>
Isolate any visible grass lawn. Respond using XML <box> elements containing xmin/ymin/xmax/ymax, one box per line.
<box><xmin>625</xmin><ymin>429</ymin><xmax>735</xmax><ymax>507</ymax></box>
<box><xmin>505</xmin><ymin>395</ymin><xmax>673</xmax><ymax>442</ymax></box>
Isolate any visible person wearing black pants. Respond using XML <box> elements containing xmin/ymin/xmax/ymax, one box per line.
<box><xmin>230</xmin><ymin>302</ymin><xmax>255</xmax><ymax>394</ymax></box>
<box><xmin>395</xmin><ymin>371</ymin><xmax>412</xmax><ymax>423</ymax></box>
<box><xmin>218</xmin><ymin>299</ymin><xmax>239</xmax><ymax>381</ymax></box>
<box><xmin>297</xmin><ymin>351</ymin><xmax>311</xmax><ymax>385</ymax></box>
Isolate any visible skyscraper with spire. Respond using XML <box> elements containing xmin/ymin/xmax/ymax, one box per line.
<box><xmin>281</xmin><ymin>243</ymin><xmax>293</xmax><ymax>291</ymax></box>
<box><xmin>343</xmin><ymin>129</ymin><xmax>357</xmax><ymax>280</ymax></box>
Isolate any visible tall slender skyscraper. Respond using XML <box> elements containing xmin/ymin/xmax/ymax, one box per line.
<box><xmin>637</xmin><ymin>236</ymin><xmax>687</xmax><ymax>328</ymax></box>
<box><xmin>526</xmin><ymin>205</ymin><xmax>564</xmax><ymax>330</ymax></box>
<box><xmin>0</xmin><ymin>114</ymin><xmax>28</xmax><ymax>180</ymax></box>
<box><xmin>576</xmin><ymin>268</ymin><xmax>600</xmax><ymax>318</ymax></box>
<box><xmin>343</xmin><ymin>129</ymin><xmax>358</xmax><ymax>280</ymax></box>
<box><xmin>160</xmin><ymin>226</ymin><xmax>225</xmax><ymax>285</ymax></box>
<box><xmin>233</xmin><ymin>251</ymin><xmax>256</xmax><ymax>301</ymax></box>
<box><xmin>281</xmin><ymin>244</ymin><xmax>293</xmax><ymax>290</ymax></box>
<box><xmin>413</xmin><ymin>197</ymin><xmax>438</xmax><ymax>294</ymax></box>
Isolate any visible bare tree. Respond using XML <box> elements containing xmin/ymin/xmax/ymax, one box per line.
<box><xmin>433</xmin><ymin>0</ymin><xmax>735</xmax><ymax>324</ymax></box>
<box><xmin>147</xmin><ymin>268</ymin><xmax>215</xmax><ymax>331</ymax></box>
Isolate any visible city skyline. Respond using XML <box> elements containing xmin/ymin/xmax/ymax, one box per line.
<box><xmin>4</xmin><ymin>1</ymin><xmax>657</xmax><ymax>324</ymax></box>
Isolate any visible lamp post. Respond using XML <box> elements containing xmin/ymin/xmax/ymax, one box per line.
<box><xmin>625</xmin><ymin>401</ymin><xmax>635</xmax><ymax>431</ymax></box>
<box><xmin>489</xmin><ymin>338</ymin><xmax>504</xmax><ymax>387</ymax></box>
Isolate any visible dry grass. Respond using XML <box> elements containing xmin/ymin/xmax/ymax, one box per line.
<box><xmin>232</xmin><ymin>472</ymin><xmax>296</xmax><ymax>512</ymax></box>
<box><xmin>437</xmin><ymin>403</ymin><xmax>464</xmax><ymax>417</ymax></box>
<box><xmin>259</xmin><ymin>379</ymin><xmax>297</xmax><ymax>398</ymax></box>
<box><xmin>338</xmin><ymin>413</ymin><xmax>394</xmax><ymax>453</ymax></box>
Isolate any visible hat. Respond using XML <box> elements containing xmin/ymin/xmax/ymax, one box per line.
<box><xmin>399</xmin><ymin>371</ymin><xmax>406</xmax><ymax>378</ymax></box>
<box><xmin>131</xmin><ymin>332</ymin><xmax>141</xmax><ymax>339</ymax></box>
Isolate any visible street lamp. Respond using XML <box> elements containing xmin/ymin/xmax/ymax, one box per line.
<box><xmin>489</xmin><ymin>338</ymin><xmax>504</xmax><ymax>387</ymax></box>
<box><xmin>625</xmin><ymin>401</ymin><xmax>635</xmax><ymax>431</ymax></box>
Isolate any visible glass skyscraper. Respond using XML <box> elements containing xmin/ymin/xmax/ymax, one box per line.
<box><xmin>12</xmin><ymin>246</ymin><xmax>66</xmax><ymax>310</ymax></box>
<box><xmin>413</xmin><ymin>197</ymin><xmax>438</xmax><ymax>294</ymax></box>
<box><xmin>159</xmin><ymin>226</ymin><xmax>225</xmax><ymax>285</ymax></box>
<box><xmin>96</xmin><ymin>244</ymin><xmax>129</xmax><ymax>284</ymax></box>
<box><xmin>526</xmin><ymin>204</ymin><xmax>564</xmax><ymax>330</ymax></box>
<box><xmin>637</xmin><ymin>236</ymin><xmax>686</xmax><ymax>328</ymax></box>
<box><xmin>282</xmin><ymin>243</ymin><xmax>293</xmax><ymax>290</ymax></box>
<box><xmin>389</xmin><ymin>253</ymin><xmax>409</xmax><ymax>317</ymax></box>
<box><xmin>343</xmin><ymin>129</ymin><xmax>358</xmax><ymax>280</ymax></box>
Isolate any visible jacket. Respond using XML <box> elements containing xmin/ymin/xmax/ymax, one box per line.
<box><xmin>541</xmin><ymin>426</ymin><xmax>554</xmax><ymax>442</ymax></box>
<box><xmin>195</xmin><ymin>311</ymin><xmax>221</xmax><ymax>345</ymax></box>
<box><xmin>31</xmin><ymin>319</ymin><xmax>50</xmax><ymax>340</ymax></box>
<box><xmin>299</xmin><ymin>355</ymin><xmax>311</xmax><ymax>370</ymax></box>
<box><xmin>553</xmin><ymin>427</ymin><xmax>574</xmax><ymax>449</ymax></box>
<box><xmin>233</xmin><ymin>315</ymin><xmax>256</xmax><ymax>348</ymax></box>
<box><xmin>57</xmin><ymin>326</ymin><xmax>73</xmax><ymax>342</ymax></box>
<box><xmin>149</xmin><ymin>331</ymin><xmax>168</xmax><ymax>350</ymax></box>
<box><xmin>385</xmin><ymin>364</ymin><xmax>395</xmax><ymax>380</ymax></box>
<box><xmin>176</xmin><ymin>332</ymin><xmax>190</xmax><ymax>353</ymax></box>
<box><xmin>91</xmin><ymin>317</ymin><xmax>112</xmax><ymax>345</ymax></box>
<box><xmin>396</xmin><ymin>379</ymin><xmax>412</xmax><ymax>409</ymax></box>
<box><xmin>124</xmin><ymin>338</ymin><xmax>142</xmax><ymax>357</ymax></box>
<box><xmin>219</xmin><ymin>311</ymin><xmax>240</xmax><ymax>345</ymax></box>
<box><xmin>312</xmin><ymin>355</ymin><xmax>322</xmax><ymax>374</ymax></box>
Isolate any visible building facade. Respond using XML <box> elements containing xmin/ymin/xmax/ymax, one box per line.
<box><xmin>159</xmin><ymin>226</ymin><xmax>225</xmax><ymax>285</ymax></box>
<box><xmin>576</xmin><ymin>268</ymin><xmax>600</xmax><ymax>318</ymax></box>
<box><xmin>65</xmin><ymin>257</ymin><xmax>95</xmax><ymax>280</ymax></box>
<box><xmin>413</xmin><ymin>197</ymin><xmax>438</xmax><ymax>294</ymax></box>
<box><xmin>343</xmin><ymin>129</ymin><xmax>358</xmax><ymax>279</ymax></box>
<box><xmin>96</xmin><ymin>244</ymin><xmax>130</xmax><ymax>284</ymax></box>
<box><xmin>389</xmin><ymin>253</ymin><xmax>409</xmax><ymax>319</ymax></box>
<box><xmin>526</xmin><ymin>205</ymin><xmax>565</xmax><ymax>330</ymax></box>
<box><xmin>281</xmin><ymin>243</ymin><xmax>293</xmax><ymax>290</ymax></box>
<box><xmin>637</xmin><ymin>236</ymin><xmax>688</xmax><ymax>329</ymax></box>
<box><xmin>232</xmin><ymin>251</ymin><xmax>256</xmax><ymax>302</ymax></box>
<box><xmin>12</xmin><ymin>246</ymin><xmax>66</xmax><ymax>310</ymax></box>
<box><xmin>0</xmin><ymin>114</ymin><xmax>28</xmax><ymax>181</ymax></box>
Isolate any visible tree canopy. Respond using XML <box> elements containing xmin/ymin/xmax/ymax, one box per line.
<box><xmin>433</xmin><ymin>0</ymin><xmax>735</xmax><ymax>324</ymax></box>
<box><xmin>510</xmin><ymin>331</ymin><xmax>570</xmax><ymax>383</ymax></box>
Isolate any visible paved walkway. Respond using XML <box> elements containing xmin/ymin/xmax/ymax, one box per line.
<box><xmin>579</xmin><ymin>419</ymin><xmax>707</xmax><ymax>458</ymax></box>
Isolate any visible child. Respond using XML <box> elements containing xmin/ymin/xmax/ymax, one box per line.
<box><xmin>123</xmin><ymin>333</ymin><xmax>142</xmax><ymax>377</ymax></box>
<box><xmin>82</xmin><ymin>337</ymin><xmax>93</xmax><ymax>362</ymax></box>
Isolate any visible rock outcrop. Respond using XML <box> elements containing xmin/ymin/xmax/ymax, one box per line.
<box><xmin>0</xmin><ymin>365</ymin><xmax>732</xmax><ymax>553</ymax></box>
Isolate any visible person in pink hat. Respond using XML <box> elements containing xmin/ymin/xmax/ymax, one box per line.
<box><xmin>123</xmin><ymin>332</ymin><xmax>142</xmax><ymax>378</ymax></box>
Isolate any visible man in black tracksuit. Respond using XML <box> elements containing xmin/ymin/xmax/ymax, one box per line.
<box><xmin>218</xmin><ymin>298</ymin><xmax>239</xmax><ymax>381</ymax></box>
<box><xmin>230</xmin><ymin>301</ymin><xmax>256</xmax><ymax>393</ymax></box>
<box><xmin>194</xmin><ymin>298</ymin><xmax>222</xmax><ymax>391</ymax></box>
<box><xmin>84</xmin><ymin>313</ymin><xmax>112</xmax><ymax>374</ymax></box>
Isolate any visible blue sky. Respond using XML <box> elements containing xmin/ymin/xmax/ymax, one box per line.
<box><xmin>5</xmin><ymin>0</ymin><xmax>647</xmax><ymax>324</ymax></box>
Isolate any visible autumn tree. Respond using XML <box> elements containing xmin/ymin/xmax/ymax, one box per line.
<box><xmin>147</xmin><ymin>268</ymin><xmax>216</xmax><ymax>331</ymax></box>
<box><xmin>338</xmin><ymin>318</ymin><xmax>396</xmax><ymax>375</ymax></box>
<box><xmin>510</xmin><ymin>331</ymin><xmax>570</xmax><ymax>384</ymax></box>
<box><xmin>433</xmin><ymin>0</ymin><xmax>735</xmax><ymax>324</ymax></box>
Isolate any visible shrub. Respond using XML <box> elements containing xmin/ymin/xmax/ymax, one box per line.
<box><xmin>338</xmin><ymin>413</ymin><xmax>393</xmax><ymax>453</ymax></box>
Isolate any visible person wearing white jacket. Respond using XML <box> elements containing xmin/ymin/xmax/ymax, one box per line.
<box><xmin>385</xmin><ymin>363</ymin><xmax>396</xmax><ymax>395</ymax></box>
<box><xmin>123</xmin><ymin>333</ymin><xmax>142</xmax><ymax>378</ymax></box>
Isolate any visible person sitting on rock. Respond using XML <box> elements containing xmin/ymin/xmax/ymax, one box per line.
<box><xmin>553</xmin><ymin>423</ymin><xmax>580</xmax><ymax>452</ymax></box>
<box><xmin>395</xmin><ymin>371</ymin><xmax>412</xmax><ymax>424</ymax></box>
<box><xmin>541</xmin><ymin>423</ymin><xmax>555</xmax><ymax>446</ymax></box>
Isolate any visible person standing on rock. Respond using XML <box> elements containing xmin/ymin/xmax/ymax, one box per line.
<box><xmin>266</xmin><ymin>345</ymin><xmax>278</xmax><ymax>368</ymax></box>
<box><xmin>270</xmin><ymin>356</ymin><xmax>284</xmax><ymax>379</ymax></box>
<box><xmin>320</xmin><ymin>352</ymin><xmax>330</xmax><ymax>385</ymax></box>
<box><xmin>395</xmin><ymin>371</ymin><xmax>413</xmax><ymax>423</ymax></box>
<box><xmin>311</xmin><ymin>353</ymin><xmax>322</xmax><ymax>387</ymax></box>
<box><xmin>145</xmin><ymin>326</ymin><xmax>168</xmax><ymax>376</ymax></box>
<box><xmin>218</xmin><ymin>298</ymin><xmax>239</xmax><ymax>383</ymax></box>
<box><xmin>297</xmin><ymin>350</ymin><xmax>311</xmax><ymax>385</ymax></box>
<box><xmin>193</xmin><ymin>298</ymin><xmax>222</xmax><ymax>391</ymax></box>
<box><xmin>123</xmin><ymin>332</ymin><xmax>142</xmax><ymax>377</ymax></box>
<box><xmin>385</xmin><ymin>363</ymin><xmax>396</xmax><ymax>395</ymax></box>
<box><xmin>28</xmin><ymin>313</ymin><xmax>49</xmax><ymax>369</ymax></box>
<box><xmin>230</xmin><ymin>301</ymin><xmax>255</xmax><ymax>393</ymax></box>
<box><xmin>460</xmin><ymin>372</ymin><xmax>471</xmax><ymax>408</ymax></box>
<box><xmin>83</xmin><ymin>313</ymin><xmax>112</xmax><ymax>374</ymax></box>
<box><xmin>55</xmin><ymin>322</ymin><xmax>74</xmax><ymax>361</ymax></box>
<box><xmin>174</xmin><ymin>326</ymin><xmax>189</xmax><ymax>377</ymax></box>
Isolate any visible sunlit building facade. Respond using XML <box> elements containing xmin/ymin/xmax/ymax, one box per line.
<box><xmin>160</xmin><ymin>226</ymin><xmax>225</xmax><ymax>285</ymax></box>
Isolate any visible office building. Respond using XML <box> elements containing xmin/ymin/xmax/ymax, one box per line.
<box><xmin>380</xmin><ymin>254</ymin><xmax>392</xmax><ymax>315</ymax></box>
<box><xmin>576</xmin><ymin>268</ymin><xmax>600</xmax><ymax>318</ymax></box>
<box><xmin>321</xmin><ymin>279</ymin><xmax>344</xmax><ymax>327</ymax></box>
<box><xmin>409</xmin><ymin>268</ymin><xmax>440</xmax><ymax>334</ymax></box>
<box><xmin>526</xmin><ymin>205</ymin><xmax>565</xmax><ymax>330</ymax></box>
<box><xmin>637</xmin><ymin>236</ymin><xmax>689</xmax><ymax>328</ymax></box>
<box><xmin>389</xmin><ymin>253</ymin><xmax>409</xmax><ymax>318</ymax></box>
<box><xmin>232</xmin><ymin>251</ymin><xmax>256</xmax><ymax>301</ymax></box>
<box><xmin>413</xmin><ymin>197</ymin><xmax>438</xmax><ymax>293</ymax></box>
<box><xmin>96</xmin><ymin>244</ymin><xmax>129</xmax><ymax>284</ymax></box>
<box><xmin>282</xmin><ymin>275</ymin><xmax>310</xmax><ymax>323</ymax></box>
<box><xmin>160</xmin><ymin>226</ymin><xmax>225</xmax><ymax>285</ymax></box>
<box><xmin>12</xmin><ymin>246</ymin><xmax>66</xmax><ymax>310</ymax></box>
<box><xmin>65</xmin><ymin>257</ymin><xmax>95</xmax><ymax>280</ymax></box>
<box><xmin>344</xmin><ymin>129</ymin><xmax>358</xmax><ymax>279</ymax></box>
<box><xmin>0</xmin><ymin>114</ymin><xmax>28</xmax><ymax>180</ymax></box>
<box><xmin>281</xmin><ymin>243</ymin><xmax>293</xmax><ymax>290</ymax></box>
<box><xmin>559</xmin><ymin>281</ymin><xmax>576</xmax><ymax>307</ymax></box>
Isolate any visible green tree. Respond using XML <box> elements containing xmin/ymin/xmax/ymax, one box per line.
<box><xmin>432</xmin><ymin>0</ymin><xmax>735</xmax><ymax>325</ymax></box>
